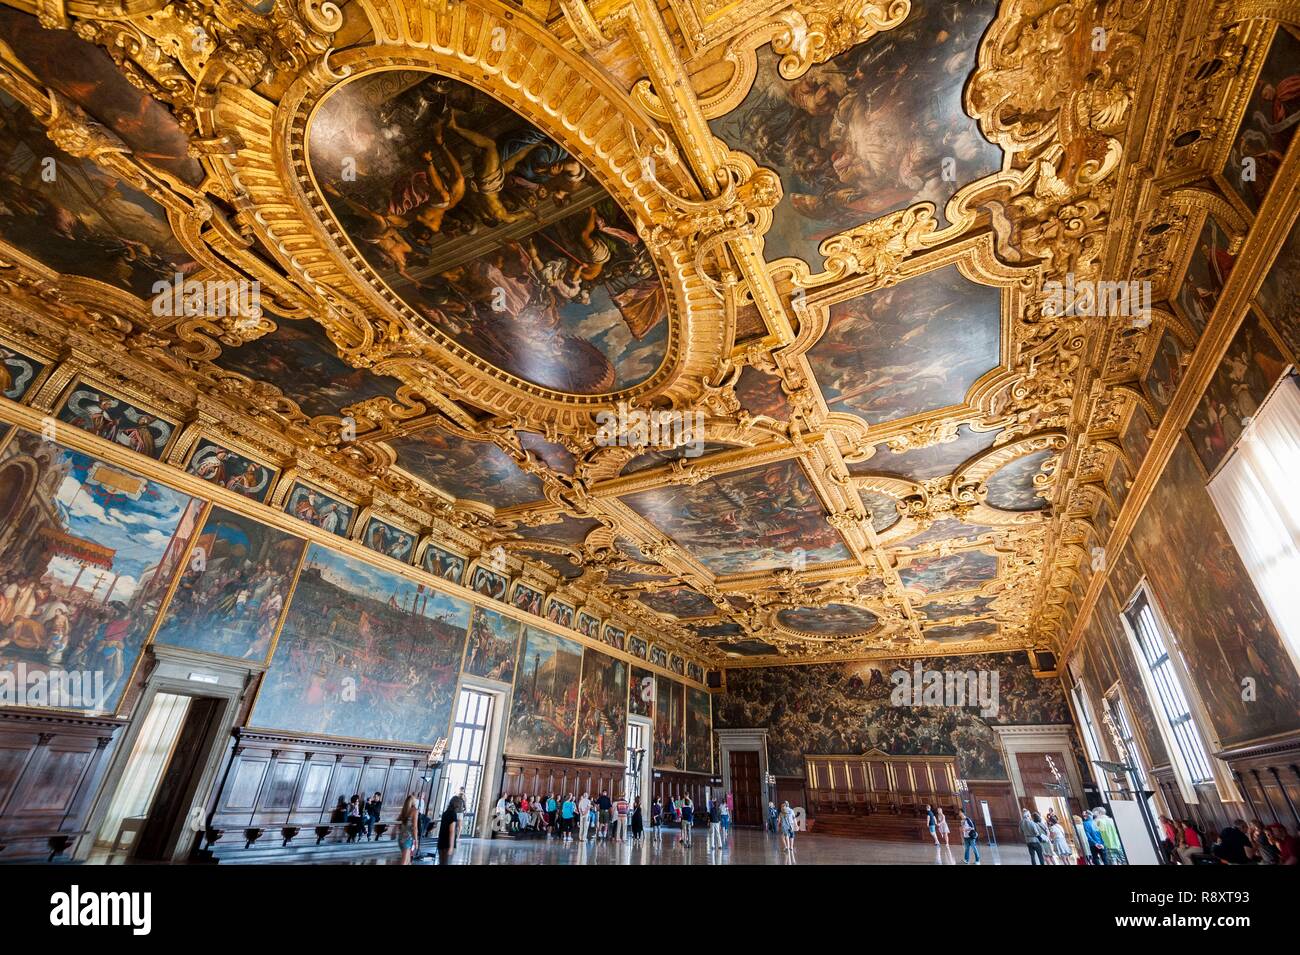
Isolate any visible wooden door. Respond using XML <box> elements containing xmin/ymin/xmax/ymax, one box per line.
<box><xmin>728</xmin><ymin>750</ymin><xmax>761</xmax><ymax>827</ymax></box>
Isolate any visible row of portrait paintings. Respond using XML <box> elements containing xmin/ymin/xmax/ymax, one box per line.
<box><xmin>0</xmin><ymin>423</ymin><xmax>712</xmax><ymax>742</ymax></box>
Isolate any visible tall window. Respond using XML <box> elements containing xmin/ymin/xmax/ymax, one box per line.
<box><xmin>1071</xmin><ymin>678</ymin><xmax>1104</xmax><ymax>768</ymax></box>
<box><xmin>1104</xmin><ymin>690</ymin><xmax>1146</xmax><ymax>786</ymax></box>
<box><xmin>442</xmin><ymin>689</ymin><xmax>494</xmax><ymax>834</ymax></box>
<box><xmin>1124</xmin><ymin>592</ymin><xmax>1213</xmax><ymax>785</ymax></box>
<box><xmin>1207</xmin><ymin>375</ymin><xmax>1300</xmax><ymax>676</ymax></box>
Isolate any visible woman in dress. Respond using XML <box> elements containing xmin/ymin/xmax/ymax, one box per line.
<box><xmin>935</xmin><ymin>808</ymin><xmax>951</xmax><ymax>847</ymax></box>
<box><xmin>397</xmin><ymin>793</ymin><xmax>419</xmax><ymax>865</ymax></box>
<box><xmin>779</xmin><ymin>800</ymin><xmax>797</xmax><ymax>853</ymax></box>
<box><xmin>630</xmin><ymin>797</ymin><xmax>644</xmax><ymax>841</ymax></box>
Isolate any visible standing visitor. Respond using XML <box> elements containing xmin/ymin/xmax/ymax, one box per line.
<box><xmin>708</xmin><ymin>796</ymin><xmax>724</xmax><ymax>849</ymax></box>
<box><xmin>437</xmin><ymin>795</ymin><xmax>461</xmax><ymax>864</ymax></box>
<box><xmin>614</xmin><ymin>793</ymin><xmax>629</xmax><ymax>841</ymax></box>
<box><xmin>416</xmin><ymin>791</ymin><xmax>429</xmax><ymax>839</ymax></box>
<box><xmin>1020</xmin><ymin>809</ymin><xmax>1046</xmax><ymax>865</ymax></box>
<box><xmin>651</xmin><ymin>797</ymin><xmax>662</xmax><ymax>836</ymax></box>
<box><xmin>1095</xmin><ymin>806</ymin><xmax>1124</xmax><ymax>863</ymax></box>
<box><xmin>1049</xmin><ymin>814</ymin><xmax>1071</xmax><ymax>864</ymax></box>
<box><xmin>397</xmin><ymin>793</ymin><xmax>419</xmax><ymax>865</ymax></box>
<box><xmin>779</xmin><ymin>801</ymin><xmax>797</xmax><ymax>854</ymax></box>
<box><xmin>720</xmin><ymin>796</ymin><xmax>731</xmax><ymax>836</ymax></box>
<box><xmin>935</xmin><ymin>807</ymin><xmax>951</xmax><ymax>847</ymax></box>
<box><xmin>545</xmin><ymin>793</ymin><xmax>558</xmax><ymax>838</ymax></box>
<box><xmin>679</xmin><ymin>795</ymin><xmax>694</xmax><ymax>846</ymax></box>
<box><xmin>596</xmin><ymin>790</ymin><xmax>612</xmax><ymax>839</ymax></box>
<box><xmin>924</xmin><ymin>804</ymin><xmax>939</xmax><ymax>845</ymax></box>
<box><xmin>561</xmin><ymin>793</ymin><xmax>576</xmax><ymax>843</ymax></box>
<box><xmin>960</xmin><ymin>811</ymin><xmax>980</xmax><ymax>864</ymax></box>
<box><xmin>578</xmin><ymin>792</ymin><xmax>592</xmax><ymax>842</ymax></box>
<box><xmin>1083</xmin><ymin>809</ymin><xmax>1107</xmax><ymax>865</ymax></box>
<box><xmin>767</xmin><ymin>801</ymin><xmax>778</xmax><ymax>832</ymax></box>
<box><xmin>631</xmin><ymin>797</ymin><xmax>644</xmax><ymax>841</ymax></box>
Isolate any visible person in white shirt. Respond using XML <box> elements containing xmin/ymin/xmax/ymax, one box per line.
<box><xmin>578</xmin><ymin>792</ymin><xmax>593</xmax><ymax>842</ymax></box>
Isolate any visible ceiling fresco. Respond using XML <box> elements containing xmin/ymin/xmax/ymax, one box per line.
<box><xmin>0</xmin><ymin>0</ymin><xmax>1283</xmax><ymax>668</ymax></box>
<box><xmin>309</xmin><ymin>70</ymin><xmax>669</xmax><ymax>395</ymax></box>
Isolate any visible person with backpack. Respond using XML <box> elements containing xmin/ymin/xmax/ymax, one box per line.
<box><xmin>708</xmin><ymin>796</ymin><xmax>724</xmax><ymax>849</ymax></box>
<box><xmin>678</xmin><ymin>795</ymin><xmax>694</xmax><ymax>846</ymax></box>
<box><xmin>960</xmin><ymin>810</ymin><xmax>980</xmax><ymax>864</ymax></box>
<box><xmin>1020</xmin><ymin>808</ymin><xmax>1046</xmax><ymax>865</ymax></box>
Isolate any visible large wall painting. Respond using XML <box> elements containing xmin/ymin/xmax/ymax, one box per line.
<box><xmin>808</xmin><ymin>266</ymin><xmax>1001</xmax><ymax>426</ymax></box>
<box><xmin>1224</xmin><ymin>25</ymin><xmax>1300</xmax><ymax>212</ymax></box>
<box><xmin>715</xmin><ymin>652</ymin><xmax>1070</xmax><ymax>778</ymax></box>
<box><xmin>1126</xmin><ymin>439</ymin><xmax>1300</xmax><ymax>745</ymax></box>
<box><xmin>308</xmin><ymin>71</ymin><xmax>668</xmax><ymax>395</ymax></box>
<box><xmin>1185</xmin><ymin>312</ymin><xmax>1289</xmax><ymax>474</ymax></box>
<box><xmin>574</xmin><ymin>648</ymin><xmax>627</xmax><ymax>763</ymax></box>
<box><xmin>685</xmin><ymin>686</ymin><xmax>712</xmax><ymax>774</ymax></box>
<box><xmin>629</xmin><ymin>664</ymin><xmax>655</xmax><ymax>719</ymax></box>
<box><xmin>505</xmin><ymin>625</ymin><xmax>582</xmax><ymax>758</ymax></box>
<box><xmin>251</xmin><ymin>544</ymin><xmax>468</xmax><ymax>744</ymax></box>
<box><xmin>462</xmin><ymin>603</ymin><xmax>521</xmax><ymax>683</ymax></box>
<box><xmin>1175</xmin><ymin>215</ymin><xmax>1235</xmax><ymax>332</ymax></box>
<box><xmin>0</xmin><ymin>429</ymin><xmax>200</xmax><ymax>712</ymax></box>
<box><xmin>622</xmin><ymin>459</ymin><xmax>850</xmax><ymax>576</ymax></box>
<box><xmin>1255</xmin><ymin>214</ymin><xmax>1300</xmax><ymax>358</ymax></box>
<box><xmin>152</xmin><ymin>506</ymin><xmax>306</xmax><ymax>661</ymax></box>
<box><xmin>710</xmin><ymin>0</ymin><xmax>1002</xmax><ymax>264</ymax></box>
<box><xmin>654</xmin><ymin>673</ymin><xmax>685</xmax><ymax>769</ymax></box>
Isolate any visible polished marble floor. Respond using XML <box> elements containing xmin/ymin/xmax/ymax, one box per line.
<box><xmin>301</xmin><ymin>827</ymin><xmax>1036</xmax><ymax>865</ymax></box>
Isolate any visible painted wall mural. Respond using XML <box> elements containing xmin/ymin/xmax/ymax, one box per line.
<box><xmin>629</xmin><ymin>665</ymin><xmax>655</xmax><ymax>719</ymax></box>
<box><xmin>57</xmin><ymin>384</ymin><xmax>175</xmax><ymax>460</ymax></box>
<box><xmin>1224</xmin><ymin>24</ymin><xmax>1300</xmax><ymax>212</ymax></box>
<box><xmin>685</xmin><ymin>685</ymin><xmax>712</xmax><ymax>774</ymax></box>
<box><xmin>1254</xmin><ymin>212</ymin><xmax>1300</xmax><ymax>358</ymax></box>
<box><xmin>545</xmin><ymin>598</ymin><xmax>574</xmax><ymax>629</ymax></box>
<box><xmin>622</xmin><ymin>459</ymin><xmax>850</xmax><ymax>575</ymax></box>
<box><xmin>574</xmin><ymin>648</ymin><xmax>627</xmax><ymax>763</ymax></box>
<box><xmin>251</xmin><ymin>544</ymin><xmax>468</xmax><ymax>744</ymax></box>
<box><xmin>1186</xmin><ymin>311</ymin><xmax>1289</xmax><ymax>473</ymax></box>
<box><xmin>510</xmin><ymin>580</ymin><xmax>545</xmax><ymax>616</ymax></box>
<box><xmin>654</xmin><ymin>673</ymin><xmax>685</xmax><ymax>769</ymax></box>
<box><xmin>808</xmin><ymin>266</ymin><xmax>1002</xmax><ymax>426</ymax></box>
<box><xmin>710</xmin><ymin>0</ymin><xmax>1002</xmax><ymax>264</ymax></box>
<box><xmin>715</xmin><ymin>652</ymin><xmax>1071</xmax><ymax>778</ymax></box>
<box><xmin>1126</xmin><ymin>439</ymin><xmax>1300</xmax><ymax>745</ymax></box>
<box><xmin>1143</xmin><ymin>329</ymin><xmax>1187</xmax><ymax>413</ymax></box>
<box><xmin>898</xmin><ymin>550</ymin><xmax>998</xmax><ymax>595</ymax></box>
<box><xmin>153</xmin><ymin>506</ymin><xmax>305</xmax><ymax>661</ymax></box>
<box><xmin>185</xmin><ymin>440</ymin><xmax>276</xmax><ymax>502</ymax></box>
<box><xmin>360</xmin><ymin>516</ymin><xmax>416</xmax><ymax>563</ymax></box>
<box><xmin>983</xmin><ymin>450</ymin><xmax>1052</xmax><ymax>512</ymax></box>
<box><xmin>469</xmin><ymin>564</ymin><xmax>509</xmax><ymax>601</ymax></box>
<box><xmin>0</xmin><ymin>429</ymin><xmax>200</xmax><ymax>712</ymax></box>
<box><xmin>506</xmin><ymin>625</ymin><xmax>583</xmax><ymax>758</ymax></box>
<box><xmin>283</xmin><ymin>481</ymin><xmax>355</xmax><ymax>538</ymax></box>
<box><xmin>421</xmin><ymin>543</ymin><xmax>465</xmax><ymax>584</ymax></box>
<box><xmin>309</xmin><ymin>71</ymin><xmax>668</xmax><ymax>395</ymax></box>
<box><xmin>1176</xmin><ymin>215</ymin><xmax>1235</xmax><ymax>332</ymax></box>
<box><xmin>463</xmin><ymin>603</ymin><xmax>521</xmax><ymax>683</ymax></box>
<box><xmin>0</xmin><ymin>346</ymin><xmax>44</xmax><ymax>401</ymax></box>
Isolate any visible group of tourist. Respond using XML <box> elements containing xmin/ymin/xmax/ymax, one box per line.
<box><xmin>494</xmin><ymin>791</ymin><xmax>643</xmax><ymax>842</ymax></box>
<box><xmin>1159</xmin><ymin>815</ymin><xmax>1299</xmax><ymax>865</ymax></box>
<box><xmin>1019</xmin><ymin>807</ymin><xmax>1092</xmax><ymax>865</ymax></box>
<box><xmin>923</xmin><ymin>803</ymin><xmax>986</xmax><ymax>863</ymax></box>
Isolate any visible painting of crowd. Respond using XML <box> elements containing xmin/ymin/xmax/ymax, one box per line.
<box><xmin>574</xmin><ymin>651</ymin><xmax>627</xmax><ymax>762</ymax></box>
<box><xmin>153</xmin><ymin>506</ymin><xmax>305</xmax><ymax>661</ymax></box>
<box><xmin>685</xmin><ymin>686</ymin><xmax>712</xmax><ymax>774</ymax></box>
<box><xmin>715</xmin><ymin>652</ymin><xmax>1071</xmax><ymax>778</ymax></box>
<box><xmin>505</xmin><ymin>626</ymin><xmax>583</xmax><ymax>758</ymax></box>
<box><xmin>462</xmin><ymin>604</ymin><xmax>521</xmax><ymax>683</ymax></box>
<box><xmin>654</xmin><ymin>673</ymin><xmax>685</xmax><ymax>769</ymax></box>
<box><xmin>251</xmin><ymin>545</ymin><xmax>468</xmax><ymax>743</ymax></box>
<box><xmin>0</xmin><ymin>429</ymin><xmax>199</xmax><ymax>711</ymax></box>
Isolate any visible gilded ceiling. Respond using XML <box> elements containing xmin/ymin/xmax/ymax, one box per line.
<box><xmin>0</xmin><ymin>0</ymin><xmax>1289</xmax><ymax>667</ymax></box>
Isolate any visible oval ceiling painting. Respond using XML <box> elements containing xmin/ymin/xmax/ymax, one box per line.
<box><xmin>776</xmin><ymin>604</ymin><xmax>878</xmax><ymax>636</ymax></box>
<box><xmin>308</xmin><ymin>71</ymin><xmax>670</xmax><ymax>395</ymax></box>
<box><xmin>983</xmin><ymin>449</ymin><xmax>1053</xmax><ymax>511</ymax></box>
